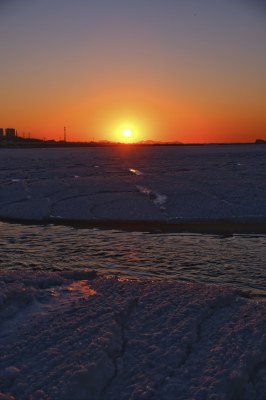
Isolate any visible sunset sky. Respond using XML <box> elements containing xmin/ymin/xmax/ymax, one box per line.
<box><xmin>0</xmin><ymin>0</ymin><xmax>265</xmax><ymax>143</ymax></box>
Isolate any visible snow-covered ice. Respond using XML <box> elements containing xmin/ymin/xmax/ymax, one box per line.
<box><xmin>0</xmin><ymin>270</ymin><xmax>265</xmax><ymax>400</ymax></box>
<box><xmin>1</xmin><ymin>146</ymin><xmax>266</xmax><ymax>399</ymax></box>
<box><xmin>1</xmin><ymin>145</ymin><xmax>266</xmax><ymax>227</ymax></box>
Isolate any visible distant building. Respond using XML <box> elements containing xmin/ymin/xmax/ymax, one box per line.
<box><xmin>0</xmin><ymin>128</ymin><xmax>4</xmax><ymax>139</ymax></box>
<box><xmin>5</xmin><ymin>128</ymin><xmax>16</xmax><ymax>140</ymax></box>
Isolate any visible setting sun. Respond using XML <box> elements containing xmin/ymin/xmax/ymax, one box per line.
<box><xmin>122</xmin><ymin>129</ymin><xmax>132</xmax><ymax>138</ymax></box>
<box><xmin>114</xmin><ymin>121</ymin><xmax>142</xmax><ymax>143</ymax></box>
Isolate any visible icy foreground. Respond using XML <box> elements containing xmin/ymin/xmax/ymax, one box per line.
<box><xmin>1</xmin><ymin>146</ymin><xmax>266</xmax><ymax>225</ymax></box>
<box><xmin>0</xmin><ymin>270</ymin><xmax>265</xmax><ymax>400</ymax></box>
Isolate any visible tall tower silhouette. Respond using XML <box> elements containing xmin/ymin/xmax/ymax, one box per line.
<box><xmin>64</xmin><ymin>126</ymin><xmax>67</xmax><ymax>142</ymax></box>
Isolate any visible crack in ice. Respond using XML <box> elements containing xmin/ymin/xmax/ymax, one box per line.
<box><xmin>101</xmin><ymin>297</ymin><xmax>139</xmax><ymax>400</ymax></box>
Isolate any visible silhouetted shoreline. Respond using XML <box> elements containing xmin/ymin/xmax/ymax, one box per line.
<box><xmin>0</xmin><ymin>139</ymin><xmax>264</xmax><ymax>149</ymax></box>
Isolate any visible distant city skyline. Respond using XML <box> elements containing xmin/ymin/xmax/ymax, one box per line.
<box><xmin>1</xmin><ymin>0</ymin><xmax>265</xmax><ymax>143</ymax></box>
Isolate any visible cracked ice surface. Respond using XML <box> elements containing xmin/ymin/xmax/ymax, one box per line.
<box><xmin>0</xmin><ymin>270</ymin><xmax>265</xmax><ymax>400</ymax></box>
<box><xmin>0</xmin><ymin>148</ymin><xmax>165</xmax><ymax>222</ymax></box>
<box><xmin>1</xmin><ymin>145</ymin><xmax>266</xmax><ymax>223</ymax></box>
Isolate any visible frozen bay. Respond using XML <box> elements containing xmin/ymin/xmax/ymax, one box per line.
<box><xmin>1</xmin><ymin>145</ymin><xmax>266</xmax><ymax>229</ymax></box>
<box><xmin>1</xmin><ymin>144</ymin><xmax>266</xmax><ymax>294</ymax></box>
<box><xmin>1</xmin><ymin>145</ymin><xmax>266</xmax><ymax>400</ymax></box>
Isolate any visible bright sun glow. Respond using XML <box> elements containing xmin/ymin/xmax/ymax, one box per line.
<box><xmin>113</xmin><ymin>120</ymin><xmax>143</xmax><ymax>143</ymax></box>
<box><xmin>122</xmin><ymin>129</ymin><xmax>132</xmax><ymax>138</ymax></box>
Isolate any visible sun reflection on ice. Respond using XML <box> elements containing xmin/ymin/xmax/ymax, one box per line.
<box><xmin>66</xmin><ymin>280</ymin><xmax>97</xmax><ymax>297</ymax></box>
<box><xmin>129</xmin><ymin>168</ymin><xmax>143</xmax><ymax>176</ymax></box>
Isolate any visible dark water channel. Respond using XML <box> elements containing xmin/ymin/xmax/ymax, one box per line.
<box><xmin>0</xmin><ymin>222</ymin><xmax>265</xmax><ymax>296</ymax></box>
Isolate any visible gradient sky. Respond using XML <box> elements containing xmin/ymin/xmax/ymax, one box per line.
<box><xmin>0</xmin><ymin>0</ymin><xmax>265</xmax><ymax>143</ymax></box>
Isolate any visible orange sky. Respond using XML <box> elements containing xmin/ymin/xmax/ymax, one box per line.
<box><xmin>1</xmin><ymin>0</ymin><xmax>266</xmax><ymax>143</ymax></box>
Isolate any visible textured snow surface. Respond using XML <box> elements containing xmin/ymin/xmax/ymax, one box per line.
<box><xmin>0</xmin><ymin>270</ymin><xmax>265</xmax><ymax>400</ymax></box>
<box><xmin>1</xmin><ymin>146</ymin><xmax>266</xmax><ymax>224</ymax></box>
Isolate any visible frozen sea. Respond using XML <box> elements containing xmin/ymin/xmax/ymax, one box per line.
<box><xmin>1</xmin><ymin>144</ymin><xmax>266</xmax><ymax>225</ymax></box>
<box><xmin>0</xmin><ymin>144</ymin><xmax>266</xmax><ymax>295</ymax></box>
<box><xmin>1</xmin><ymin>145</ymin><xmax>266</xmax><ymax>400</ymax></box>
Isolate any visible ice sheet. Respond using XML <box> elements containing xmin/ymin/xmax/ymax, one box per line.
<box><xmin>0</xmin><ymin>146</ymin><xmax>266</xmax><ymax>227</ymax></box>
<box><xmin>0</xmin><ymin>270</ymin><xmax>265</xmax><ymax>400</ymax></box>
